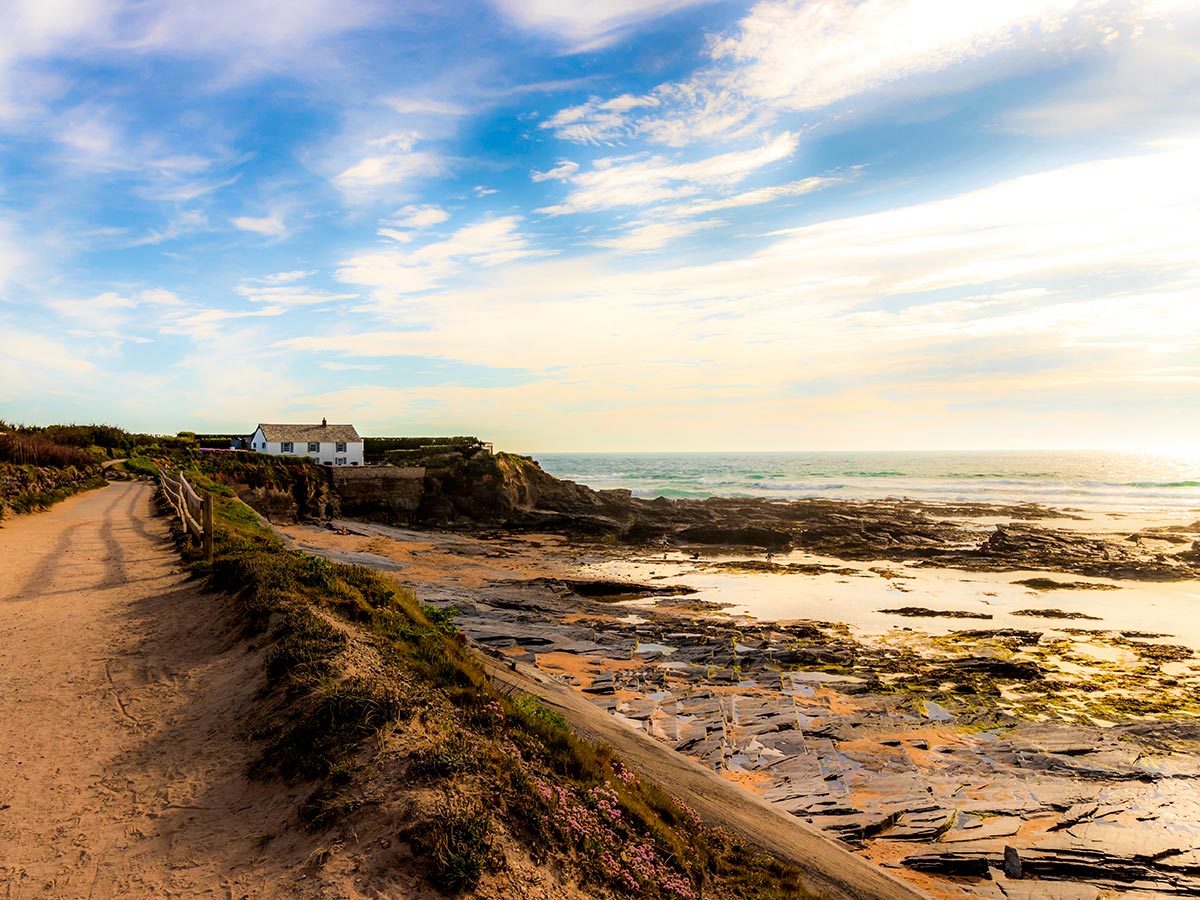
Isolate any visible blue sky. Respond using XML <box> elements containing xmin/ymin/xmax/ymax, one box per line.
<box><xmin>1</xmin><ymin>0</ymin><xmax>1197</xmax><ymax>451</ymax></box>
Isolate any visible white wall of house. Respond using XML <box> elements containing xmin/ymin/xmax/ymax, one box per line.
<box><xmin>247</xmin><ymin>427</ymin><xmax>364</xmax><ymax>466</ymax></box>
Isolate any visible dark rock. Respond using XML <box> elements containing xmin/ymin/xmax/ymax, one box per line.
<box><xmin>1004</xmin><ymin>845</ymin><xmax>1023</xmax><ymax>879</ymax></box>
<box><xmin>1011</xmin><ymin>608</ymin><xmax>1102</xmax><ymax>620</ymax></box>
<box><xmin>675</xmin><ymin>524</ymin><xmax>793</xmax><ymax>548</ymax></box>
<box><xmin>1013</xmin><ymin>578</ymin><xmax>1121</xmax><ymax>592</ymax></box>
<box><xmin>880</xmin><ymin>607</ymin><xmax>993</xmax><ymax>619</ymax></box>
<box><xmin>941</xmin><ymin>657</ymin><xmax>1041</xmax><ymax>680</ymax></box>
<box><xmin>902</xmin><ymin>852</ymin><xmax>993</xmax><ymax>878</ymax></box>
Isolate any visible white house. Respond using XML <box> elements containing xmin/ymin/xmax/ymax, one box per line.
<box><xmin>247</xmin><ymin>420</ymin><xmax>364</xmax><ymax>467</ymax></box>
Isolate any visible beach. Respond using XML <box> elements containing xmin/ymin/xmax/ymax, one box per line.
<box><xmin>277</xmin><ymin>480</ymin><xmax>1200</xmax><ymax>900</ymax></box>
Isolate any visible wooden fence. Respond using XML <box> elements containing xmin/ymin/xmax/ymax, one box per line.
<box><xmin>159</xmin><ymin>470</ymin><xmax>213</xmax><ymax>561</ymax></box>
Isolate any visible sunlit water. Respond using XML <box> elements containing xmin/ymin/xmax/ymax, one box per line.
<box><xmin>532</xmin><ymin>450</ymin><xmax>1200</xmax><ymax>642</ymax></box>
<box><xmin>533</xmin><ymin>450</ymin><xmax>1200</xmax><ymax>514</ymax></box>
<box><xmin>585</xmin><ymin>550</ymin><xmax>1200</xmax><ymax>648</ymax></box>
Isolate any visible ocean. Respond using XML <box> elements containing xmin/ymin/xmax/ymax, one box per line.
<box><xmin>531</xmin><ymin>450</ymin><xmax>1200</xmax><ymax>514</ymax></box>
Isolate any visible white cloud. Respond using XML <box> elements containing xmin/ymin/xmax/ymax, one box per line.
<box><xmin>0</xmin><ymin>1</ymin><xmax>109</xmax><ymax>121</ymax></box>
<box><xmin>0</xmin><ymin>0</ymin><xmax>391</xmax><ymax>123</ymax></box>
<box><xmin>709</xmin><ymin>0</ymin><xmax>1085</xmax><ymax>113</ymax></box>
<box><xmin>542</xmin><ymin>0</ymin><xmax>1195</xmax><ymax>147</ymax></box>
<box><xmin>491</xmin><ymin>0</ymin><xmax>717</xmax><ymax>51</ymax></box>
<box><xmin>537</xmin><ymin>132</ymin><xmax>799</xmax><ymax>215</ymax></box>
<box><xmin>333</xmin><ymin>146</ymin><xmax>444</xmax><ymax>200</ymax></box>
<box><xmin>139</xmin><ymin>288</ymin><xmax>185</xmax><ymax>306</ymax></box>
<box><xmin>273</xmin><ymin>141</ymin><xmax>1199</xmax><ymax>449</ymax></box>
<box><xmin>319</xmin><ymin>361</ymin><xmax>384</xmax><ymax>372</ymax></box>
<box><xmin>41</xmin><ymin>290</ymin><xmax>154</xmax><ymax>345</ymax></box>
<box><xmin>157</xmin><ymin>305</ymin><xmax>287</xmax><ymax>340</ymax></box>
<box><xmin>665</xmin><ymin>174</ymin><xmax>847</xmax><ymax>218</ymax></box>
<box><xmin>595</xmin><ymin>219</ymin><xmax>720</xmax><ymax>252</ymax></box>
<box><xmin>385</xmin><ymin>204</ymin><xmax>451</xmax><ymax>229</ymax></box>
<box><xmin>0</xmin><ymin>219</ymin><xmax>26</xmax><ymax>294</ymax></box>
<box><xmin>378</xmin><ymin>205</ymin><xmax>450</xmax><ymax>242</ymax></box>
<box><xmin>257</xmin><ymin>270</ymin><xmax>314</xmax><ymax>285</ymax></box>
<box><xmin>754</xmin><ymin>141</ymin><xmax>1200</xmax><ymax>299</ymax></box>
<box><xmin>338</xmin><ymin>216</ymin><xmax>552</xmax><ymax>300</ymax></box>
<box><xmin>384</xmin><ymin>96</ymin><xmax>468</xmax><ymax>117</ymax></box>
<box><xmin>129</xmin><ymin>209</ymin><xmax>210</xmax><ymax>246</ymax></box>
<box><xmin>1005</xmin><ymin>11</ymin><xmax>1200</xmax><ymax>136</ymax></box>
<box><xmin>48</xmin><ymin>290</ymin><xmax>134</xmax><ymax>316</ymax></box>
<box><xmin>378</xmin><ymin>229</ymin><xmax>416</xmax><ymax>244</ymax></box>
<box><xmin>531</xmin><ymin>160</ymin><xmax>580</xmax><ymax>182</ymax></box>
<box><xmin>235</xmin><ymin>281</ymin><xmax>356</xmax><ymax>307</ymax></box>
<box><xmin>0</xmin><ymin>329</ymin><xmax>96</xmax><ymax>400</ymax></box>
<box><xmin>231</xmin><ymin>212</ymin><xmax>288</xmax><ymax>237</ymax></box>
<box><xmin>543</xmin><ymin>94</ymin><xmax>664</xmax><ymax>143</ymax></box>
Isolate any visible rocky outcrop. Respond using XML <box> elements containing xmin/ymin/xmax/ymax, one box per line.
<box><xmin>200</xmin><ymin>455</ymin><xmax>339</xmax><ymax>524</ymax></box>
<box><xmin>430</xmin><ymin>455</ymin><xmax>1200</xmax><ymax>576</ymax></box>
<box><xmin>332</xmin><ymin>465</ymin><xmax>422</xmax><ymax>523</ymax></box>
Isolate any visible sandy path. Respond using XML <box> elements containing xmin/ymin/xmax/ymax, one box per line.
<box><xmin>0</xmin><ymin>483</ymin><xmax>314</xmax><ymax>899</ymax></box>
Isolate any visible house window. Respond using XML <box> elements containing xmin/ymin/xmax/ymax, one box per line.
<box><xmin>336</xmin><ymin>442</ymin><xmax>347</xmax><ymax>452</ymax></box>
<box><xmin>335</xmin><ymin>457</ymin><xmax>346</xmax><ymax>466</ymax></box>
<box><xmin>281</xmin><ymin>442</ymin><xmax>293</xmax><ymax>453</ymax></box>
<box><xmin>308</xmin><ymin>442</ymin><xmax>320</xmax><ymax>452</ymax></box>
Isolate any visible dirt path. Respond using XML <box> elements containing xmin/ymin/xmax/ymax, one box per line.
<box><xmin>0</xmin><ymin>483</ymin><xmax>319</xmax><ymax>899</ymax></box>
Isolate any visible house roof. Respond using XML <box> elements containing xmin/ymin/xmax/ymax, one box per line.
<box><xmin>255</xmin><ymin>423</ymin><xmax>361</xmax><ymax>443</ymax></box>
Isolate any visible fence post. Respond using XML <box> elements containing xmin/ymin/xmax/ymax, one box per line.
<box><xmin>202</xmin><ymin>493</ymin><xmax>214</xmax><ymax>562</ymax></box>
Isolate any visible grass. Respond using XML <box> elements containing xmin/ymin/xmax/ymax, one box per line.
<box><xmin>423</xmin><ymin>801</ymin><xmax>493</xmax><ymax>893</ymax></box>
<box><xmin>123</xmin><ymin>455</ymin><xmax>159</xmax><ymax>477</ymax></box>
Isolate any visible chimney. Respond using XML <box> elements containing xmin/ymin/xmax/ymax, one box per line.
<box><xmin>322</xmin><ymin>417</ymin><xmax>327</xmax><ymax>427</ymax></box>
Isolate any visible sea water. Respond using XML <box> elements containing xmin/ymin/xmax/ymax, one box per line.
<box><xmin>531</xmin><ymin>450</ymin><xmax>1200</xmax><ymax>514</ymax></box>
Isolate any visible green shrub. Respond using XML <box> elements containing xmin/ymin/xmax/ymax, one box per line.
<box><xmin>425</xmin><ymin>804</ymin><xmax>492</xmax><ymax>894</ymax></box>
<box><xmin>124</xmin><ymin>456</ymin><xmax>158</xmax><ymax>477</ymax></box>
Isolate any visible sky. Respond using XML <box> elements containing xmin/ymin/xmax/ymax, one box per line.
<box><xmin>1</xmin><ymin>0</ymin><xmax>1197</xmax><ymax>452</ymax></box>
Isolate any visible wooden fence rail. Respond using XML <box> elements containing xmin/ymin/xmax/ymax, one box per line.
<box><xmin>159</xmin><ymin>470</ymin><xmax>213</xmax><ymax>561</ymax></box>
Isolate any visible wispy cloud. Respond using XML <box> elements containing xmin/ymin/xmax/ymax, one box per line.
<box><xmin>0</xmin><ymin>0</ymin><xmax>393</xmax><ymax>124</ymax></box>
<box><xmin>0</xmin><ymin>218</ymin><xmax>27</xmax><ymax>294</ymax></box>
<box><xmin>531</xmin><ymin>160</ymin><xmax>580</xmax><ymax>182</ymax></box>
<box><xmin>663</xmin><ymin>174</ymin><xmax>848</xmax><ymax>218</ymax></box>
<box><xmin>332</xmin><ymin>133</ymin><xmax>445</xmax><ymax>202</ymax></box>
<box><xmin>235</xmin><ymin>284</ymin><xmax>356</xmax><ymax>307</ymax></box>
<box><xmin>542</xmin><ymin>0</ymin><xmax>1195</xmax><ymax>147</ymax></box>
<box><xmin>277</xmin><ymin>140</ymin><xmax>1199</xmax><ymax>447</ymax></box>
<box><xmin>387</xmin><ymin>205</ymin><xmax>451</xmax><ymax>229</ymax></box>
<box><xmin>231</xmin><ymin>212</ymin><xmax>288</xmax><ymax>237</ymax></box>
<box><xmin>490</xmin><ymin>0</ymin><xmax>718</xmax><ymax>51</ymax></box>
<box><xmin>338</xmin><ymin>216</ymin><xmax>553</xmax><ymax>300</ymax></box>
<box><xmin>0</xmin><ymin>329</ymin><xmax>96</xmax><ymax>400</ymax></box>
<box><xmin>536</xmin><ymin>132</ymin><xmax>799</xmax><ymax>215</ymax></box>
<box><xmin>594</xmin><ymin>218</ymin><xmax>720</xmax><ymax>252</ymax></box>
